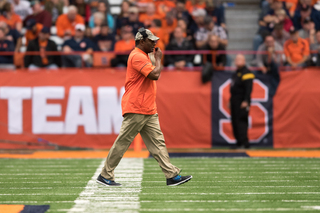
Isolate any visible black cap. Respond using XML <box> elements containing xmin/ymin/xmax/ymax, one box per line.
<box><xmin>26</xmin><ymin>19</ymin><xmax>36</xmax><ymax>30</ymax></box>
<box><xmin>41</xmin><ymin>26</ymin><xmax>50</xmax><ymax>34</ymax></box>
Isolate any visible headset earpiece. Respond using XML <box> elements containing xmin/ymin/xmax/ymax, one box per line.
<box><xmin>138</xmin><ymin>27</ymin><xmax>148</xmax><ymax>39</ymax></box>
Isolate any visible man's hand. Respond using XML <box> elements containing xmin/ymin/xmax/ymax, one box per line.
<box><xmin>154</xmin><ymin>47</ymin><xmax>162</xmax><ymax>60</ymax></box>
<box><xmin>240</xmin><ymin>101</ymin><xmax>249</xmax><ymax>109</ymax></box>
<box><xmin>147</xmin><ymin>48</ymin><xmax>163</xmax><ymax>80</ymax></box>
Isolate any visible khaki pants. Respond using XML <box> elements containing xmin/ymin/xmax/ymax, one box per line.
<box><xmin>101</xmin><ymin>113</ymin><xmax>180</xmax><ymax>180</ymax></box>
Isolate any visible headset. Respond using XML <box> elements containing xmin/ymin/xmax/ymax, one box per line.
<box><xmin>138</xmin><ymin>27</ymin><xmax>148</xmax><ymax>39</ymax></box>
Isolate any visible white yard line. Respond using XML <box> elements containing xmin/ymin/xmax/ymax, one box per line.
<box><xmin>67</xmin><ymin>158</ymin><xmax>144</xmax><ymax>213</ymax></box>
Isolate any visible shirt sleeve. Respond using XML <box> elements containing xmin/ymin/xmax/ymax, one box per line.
<box><xmin>132</xmin><ymin>54</ymin><xmax>155</xmax><ymax>77</ymax></box>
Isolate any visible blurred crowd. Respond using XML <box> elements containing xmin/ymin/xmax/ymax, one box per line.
<box><xmin>254</xmin><ymin>0</ymin><xmax>320</xmax><ymax>71</ymax></box>
<box><xmin>0</xmin><ymin>0</ymin><xmax>229</xmax><ymax>69</ymax></box>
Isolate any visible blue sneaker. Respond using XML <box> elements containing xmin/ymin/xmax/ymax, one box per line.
<box><xmin>166</xmin><ymin>174</ymin><xmax>192</xmax><ymax>186</ymax></box>
<box><xmin>96</xmin><ymin>174</ymin><xmax>122</xmax><ymax>186</ymax></box>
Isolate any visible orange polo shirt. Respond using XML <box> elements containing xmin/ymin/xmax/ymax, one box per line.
<box><xmin>55</xmin><ymin>14</ymin><xmax>84</xmax><ymax>37</ymax></box>
<box><xmin>121</xmin><ymin>47</ymin><xmax>157</xmax><ymax>116</ymax></box>
<box><xmin>284</xmin><ymin>38</ymin><xmax>310</xmax><ymax>63</ymax></box>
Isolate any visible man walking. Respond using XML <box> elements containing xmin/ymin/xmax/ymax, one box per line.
<box><xmin>96</xmin><ymin>28</ymin><xmax>192</xmax><ymax>186</ymax></box>
<box><xmin>230</xmin><ymin>54</ymin><xmax>254</xmax><ymax>149</ymax></box>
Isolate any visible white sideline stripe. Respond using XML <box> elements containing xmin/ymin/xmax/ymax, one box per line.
<box><xmin>67</xmin><ymin>158</ymin><xmax>143</xmax><ymax>213</ymax></box>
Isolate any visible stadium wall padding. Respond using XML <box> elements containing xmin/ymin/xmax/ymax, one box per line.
<box><xmin>0</xmin><ymin>68</ymin><xmax>319</xmax><ymax>149</ymax></box>
<box><xmin>273</xmin><ymin>68</ymin><xmax>320</xmax><ymax>148</ymax></box>
<box><xmin>0</xmin><ymin>70</ymin><xmax>211</xmax><ymax>149</ymax></box>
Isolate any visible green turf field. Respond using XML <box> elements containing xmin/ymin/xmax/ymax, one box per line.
<box><xmin>1</xmin><ymin>158</ymin><xmax>320</xmax><ymax>213</ymax></box>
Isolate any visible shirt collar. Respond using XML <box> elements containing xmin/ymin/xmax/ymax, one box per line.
<box><xmin>135</xmin><ymin>47</ymin><xmax>148</xmax><ymax>56</ymax></box>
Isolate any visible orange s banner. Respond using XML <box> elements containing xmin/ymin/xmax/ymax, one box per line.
<box><xmin>0</xmin><ymin>69</ymin><xmax>211</xmax><ymax>149</ymax></box>
<box><xmin>219</xmin><ymin>79</ymin><xmax>269</xmax><ymax>143</ymax></box>
<box><xmin>211</xmin><ymin>71</ymin><xmax>273</xmax><ymax>147</ymax></box>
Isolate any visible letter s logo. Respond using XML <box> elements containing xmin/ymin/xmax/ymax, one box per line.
<box><xmin>219</xmin><ymin>79</ymin><xmax>269</xmax><ymax>144</ymax></box>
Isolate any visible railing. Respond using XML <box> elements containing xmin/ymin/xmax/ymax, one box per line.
<box><xmin>0</xmin><ymin>50</ymin><xmax>319</xmax><ymax>71</ymax></box>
